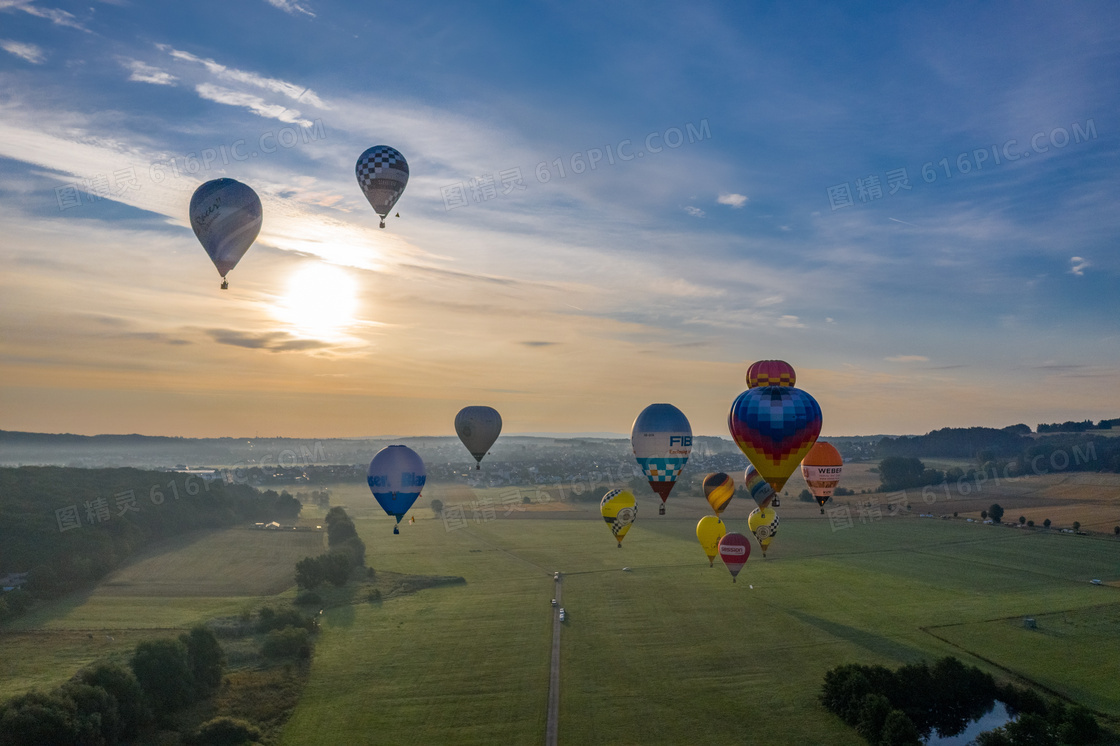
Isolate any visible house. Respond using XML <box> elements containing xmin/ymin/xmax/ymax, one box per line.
<box><xmin>266</xmin><ymin>521</ymin><xmax>281</xmax><ymax>530</ymax></box>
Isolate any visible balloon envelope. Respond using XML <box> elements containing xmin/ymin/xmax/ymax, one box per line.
<box><xmin>367</xmin><ymin>445</ymin><xmax>427</xmax><ymax>527</ymax></box>
<box><xmin>355</xmin><ymin>145</ymin><xmax>409</xmax><ymax>220</ymax></box>
<box><xmin>743</xmin><ymin>464</ymin><xmax>776</xmax><ymax>510</ymax></box>
<box><xmin>746</xmin><ymin>360</ymin><xmax>796</xmax><ymax>388</ymax></box>
<box><xmin>728</xmin><ymin>386</ymin><xmax>822</xmax><ymax>493</ymax></box>
<box><xmin>189</xmin><ymin>178</ymin><xmax>262</xmax><ymax>279</ymax></box>
<box><xmin>696</xmin><ymin>515</ymin><xmax>727</xmax><ymax>566</ymax></box>
<box><xmin>801</xmin><ymin>441</ymin><xmax>844</xmax><ymax>510</ymax></box>
<box><xmin>702</xmin><ymin>472</ymin><xmax>735</xmax><ymax>515</ymax></box>
<box><xmin>600</xmin><ymin>489</ymin><xmax>637</xmax><ymax>547</ymax></box>
<box><xmin>748</xmin><ymin>507</ymin><xmax>780</xmax><ymax>556</ymax></box>
<box><xmin>455</xmin><ymin>406</ymin><xmax>502</xmax><ymax>467</ymax></box>
<box><xmin>718</xmin><ymin>532</ymin><xmax>751</xmax><ymax>581</ymax></box>
<box><xmin>631</xmin><ymin>403</ymin><xmax>692</xmax><ymax>505</ymax></box>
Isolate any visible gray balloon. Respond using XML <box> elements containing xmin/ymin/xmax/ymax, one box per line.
<box><xmin>190</xmin><ymin>178</ymin><xmax>263</xmax><ymax>279</ymax></box>
<box><xmin>455</xmin><ymin>406</ymin><xmax>503</xmax><ymax>469</ymax></box>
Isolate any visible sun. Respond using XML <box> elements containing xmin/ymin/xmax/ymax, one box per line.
<box><xmin>274</xmin><ymin>262</ymin><xmax>359</xmax><ymax>339</ymax></box>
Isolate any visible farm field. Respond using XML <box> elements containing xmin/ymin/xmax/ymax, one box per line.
<box><xmin>0</xmin><ymin>526</ymin><xmax>325</xmax><ymax>699</ymax></box>
<box><xmin>284</xmin><ymin>500</ymin><xmax>1120</xmax><ymax>745</ymax></box>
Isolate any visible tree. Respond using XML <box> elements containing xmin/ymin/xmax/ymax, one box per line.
<box><xmin>981</xmin><ymin>510</ymin><xmax>988</xmax><ymax>520</ymax></box>
<box><xmin>878</xmin><ymin>457</ymin><xmax>927</xmax><ymax>490</ymax></box>
<box><xmin>1043</xmin><ymin>518</ymin><xmax>1051</xmax><ymax>528</ymax></box>
<box><xmin>430</xmin><ymin>498</ymin><xmax>444</xmax><ymax>516</ymax></box>
<box><xmin>1004</xmin><ymin>712</ymin><xmax>1057</xmax><ymax>746</ymax></box>
<box><xmin>188</xmin><ymin>716</ymin><xmax>263</xmax><ymax>746</ymax></box>
<box><xmin>180</xmin><ymin>625</ymin><xmax>225</xmax><ymax>696</ymax></box>
<box><xmin>1073</xmin><ymin>521</ymin><xmax>1081</xmax><ymax>532</ymax></box>
<box><xmin>799</xmin><ymin>489</ymin><xmax>814</xmax><ymax>503</ymax></box>
<box><xmin>1027</xmin><ymin>520</ymin><xmax>1034</xmax><ymax>527</ymax></box>
<box><xmin>879</xmin><ymin>709</ymin><xmax>922</xmax><ymax>746</ymax></box>
<box><xmin>130</xmin><ymin>638</ymin><xmax>195</xmax><ymax>717</ymax></box>
<box><xmin>261</xmin><ymin>626</ymin><xmax>311</xmax><ymax>659</ymax></box>
<box><xmin>988</xmin><ymin>504</ymin><xmax>1004</xmax><ymax>523</ymax></box>
<box><xmin>1019</xmin><ymin>516</ymin><xmax>1026</xmax><ymax>525</ymax></box>
<box><xmin>296</xmin><ymin>556</ymin><xmax>326</xmax><ymax>589</ymax></box>
<box><xmin>1057</xmin><ymin>705</ymin><xmax>1101</xmax><ymax>744</ymax></box>
<box><xmin>323</xmin><ymin>553</ymin><xmax>352</xmax><ymax>586</ymax></box>
<box><xmin>855</xmin><ymin>693</ymin><xmax>892</xmax><ymax>742</ymax></box>
<box><xmin>75</xmin><ymin>662</ymin><xmax>148</xmax><ymax>739</ymax></box>
<box><xmin>1114</xmin><ymin>525</ymin><xmax>1119</xmax><ymax>536</ymax></box>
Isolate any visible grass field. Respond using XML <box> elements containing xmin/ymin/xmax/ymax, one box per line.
<box><xmin>5</xmin><ymin>476</ymin><xmax>1118</xmax><ymax>744</ymax></box>
<box><xmin>282</xmin><ymin>495</ymin><xmax>1120</xmax><ymax>745</ymax></box>
<box><xmin>0</xmin><ymin>526</ymin><xmax>325</xmax><ymax>699</ymax></box>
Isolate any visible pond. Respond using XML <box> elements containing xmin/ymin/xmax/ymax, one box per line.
<box><xmin>925</xmin><ymin>701</ymin><xmax>1016</xmax><ymax>746</ymax></box>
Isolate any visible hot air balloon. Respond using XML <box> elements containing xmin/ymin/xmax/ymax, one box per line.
<box><xmin>801</xmin><ymin>441</ymin><xmax>844</xmax><ymax>514</ymax></box>
<box><xmin>600</xmin><ymin>489</ymin><xmax>637</xmax><ymax>548</ymax></box>
<box><xmin>367</xmin><ymin>445</ymin><xmax>426</xmax><ymax>534</ymax></box>
<box><xmin>702</xmin><ymin>473</ymin><xmax>735</xmax><ymax>516</ymax></box>
<box><xmin>718</xmin><ymin>532</ymin><xmax>751</xmax><ymax>582</ymax></box>
<box><xmin>746</xmin><ymin>360</ymin><xmax>796</xmax><ymax>389</ymax></box>
<box><xmin>454</xmin><ymin>406</ymin><xmax>502</xmax><ymax>469</ymax></box>
<box><xmin>728</xmin><ymin>385</ymin><xmax>822</xmax><ymax>494</ymax></box>
<box><xmin>748</xmin><ymin>507</ymin><xmax>780</xmax><ymax>557</ymax></box>
<box><xmin>189</xmin><ymin>178</ymin><xmax>262</xmax><ymax>289</ymax></box>
<box><xmin>355</xmin><ymin>145</ymin><xmax>409</xmax><ymax>228</ymax></box>
<box><xmin>631</xmin><ymin>403</ymin><xmax>692</xmax><ymax>515</ymax></box>
<box><xmin>696</xmin><ymin>515</ymin><xmax>727</xmax><ymax>567</ymax></box>
<box><xmin>743</xmin><ymin>464</ymin><xmax>777</xmax><ymax>510</ymax></box>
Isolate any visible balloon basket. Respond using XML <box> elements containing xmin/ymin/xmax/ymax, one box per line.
<box><xmin>220</xmin><ymin>280</ymin><xmax>228</xmax><ymax>290</ymax></box>
<box><xmin>617</xmin><ymin>542</ymin><xmax>622</xmax><ymax>548</ymax></box>
<box><xmin>658</xmin><ymin>504</ymin><xmax>665</xmax><ymax>516</ymax></box>
<box><xmin>393</xmin><ymin>526</ymin><xmax>399</xmax><ymax>535</ymax></box>
<box><xmin>379</xmin><ymin>220</ymin><xmax>386</xmax><ymax>229</ymax></box>
<box><xmin>476</xmin><ymin>464</ymin><xmax>480</xmax><ymax>470</ymax></box>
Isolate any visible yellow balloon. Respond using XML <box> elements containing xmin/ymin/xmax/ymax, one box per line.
<box><xmin>748</xmin><ymin>507</ymin><xmax>780</xmax><ymax>557</ymax></box>
<box><xmin>601</xmin><ymin>489</ymin><xmax>637</xmax><ymax>547</ymax></box>
<box><xmin>696</xmin><ymin>516</ymin><xmax>727</xmax><ymax>567</ymax></box>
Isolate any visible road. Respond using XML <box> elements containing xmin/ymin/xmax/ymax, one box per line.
<box><xmin>545</xmin><ymin>573</ymin><xmax>562</xmax><ymax>746</ymax></box>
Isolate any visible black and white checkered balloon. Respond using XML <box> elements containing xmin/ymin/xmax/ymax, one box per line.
<box><xmin>355</xmin><ymin>145</ymin><xmax>409</xmax><ymax>222</ymax></box>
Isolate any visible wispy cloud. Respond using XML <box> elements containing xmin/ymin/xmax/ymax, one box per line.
<box><xmin>717</xmin><ymin>192</ymin><xmax>748</xmax><ymax>208</ymax></box>
<box><xmin>264</xmin><ymin>0</ymin><xmax>315</xmax><ymax>17</ymax></box>
<box><xmin>1069</xmin><ymin>256</ymin><xmax>1090</xmax><ymax>276</ymax></box>
<box><xmin>121</xmin><ymin>59</ymin><xmax>178</xmax><ymax>86</ymax></box>
<box><xmin>776</xmin><ymin>315</ymin><xmax>804</xmax><ymax>328</ymax></box>
<box><xmin>194</xmin><ymin>83</ymin><xmax>313</xmax><ymax>127</ymax></box>
<box><xmin>684</xmin><ymin>205</ymin><xmax>705</xmax><ymax>218</ymax></box>
<box><xmin>165</xmin><ymin>47</ymin><xmax>328</xmax><ymax>109</ymax></box>
<box><xmin>3</xmin><ymin>1</ymin><xmax>89</xmax><ymax>32</ymax></box>
<box><xmin>0</xmin><ymin>39</ymin><xmax>44</xmax><ymax>63</ymax></box>
<box><xmin>886</xmin><ymin>355</ymin><xmax>929</xmax><ymax>363</ymax></box>
<box><xmin>519</xmin><ymin>341</ymin><xmax>558</xmax><ymax>347</ymax></box>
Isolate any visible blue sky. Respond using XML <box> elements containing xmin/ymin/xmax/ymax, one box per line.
<box><xmin>0</xmin><ymin>0</ymin><xmax>1117</xmax><ymax>438</ymax></box>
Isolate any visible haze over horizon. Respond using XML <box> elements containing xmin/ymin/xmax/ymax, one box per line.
<box><xmin>1</xmin><ymin>1</ymin><xmax>1118</xmax><ymax>439</ymax></box>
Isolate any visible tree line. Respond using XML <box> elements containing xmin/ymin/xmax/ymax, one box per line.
<box><xmin>821</xmin><ymin>657</ymin><xmax>1102</xmax><ymax>745</ymax></box>
<box><xmin>294</xmin><ymin>507</ymin><xmax>366</xmax><ymax>591</ymax></box>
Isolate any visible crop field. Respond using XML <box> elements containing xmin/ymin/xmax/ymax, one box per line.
<box><xmin>283</xmin><ymin>492</ymin><xmax>1120</xmax><ymax>745</ymax></box>
<box><xmin>0</xmin><ymin>527</ymin><xmax>324</xmax><ymax>699</ymax></box>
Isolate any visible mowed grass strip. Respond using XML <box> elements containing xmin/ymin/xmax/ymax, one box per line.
<box><xmin>282</xmin><ymin>517</ymin><xmax>551</xmax><ymax>745</ymax></box>
<box><xmin>92</xmin><ymin>527</ymin><xmax>325</xmax><ymax>597</ymax></box>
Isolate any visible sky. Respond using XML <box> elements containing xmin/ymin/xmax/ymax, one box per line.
<box><xmin>0</xmin><ymin>0</ymin><xmax>1118</xmax><ymax>439</ymax></box>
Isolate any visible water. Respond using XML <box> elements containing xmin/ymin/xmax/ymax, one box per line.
<box><xmin>925</xmin><ymin>701</ymin><xmax>1016</xmax><ymax>746</ymax></box>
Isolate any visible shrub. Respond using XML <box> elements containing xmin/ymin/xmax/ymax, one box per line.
<box><xmin>294</xmin><ymin>590</ymin><xmax>322</xmax><ymax>606</ymax></box>
<box><xmin>188</xmin><ymin>716</ymin><xmax>262</xmax><ymax>745</ymax></box>
<box><xmin>261</xmin><ymin>626</ymin><xmax>311</xmax><ymax>659</ymax></box>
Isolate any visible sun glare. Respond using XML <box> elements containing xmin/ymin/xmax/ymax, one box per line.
<box><xmin>275</xmin><ymin>262</ymin><xmax>359</xmax><ymax>339</ymax></box>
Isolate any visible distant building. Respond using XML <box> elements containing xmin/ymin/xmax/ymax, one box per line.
<box><xmin>0</xmin><ymin>572</ymin><xmax>28</xmax><ymax>591</ymax></box>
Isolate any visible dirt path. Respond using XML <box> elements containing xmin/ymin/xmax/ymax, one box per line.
<box><xmin>546</xmin><ymin>574</ymin><xmax>562</xmax><ymax>746</ymax></box>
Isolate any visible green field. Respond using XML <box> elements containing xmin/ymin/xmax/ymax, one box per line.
<box><xmin>282</xmin><ymin>504</ymin><xmax>1120</xmax><ymax>744</ymax></box>
<box><xmin>4</xmin><ymin>488</ymin><xmax>1119</xmax><ymax>744</ymax></box>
